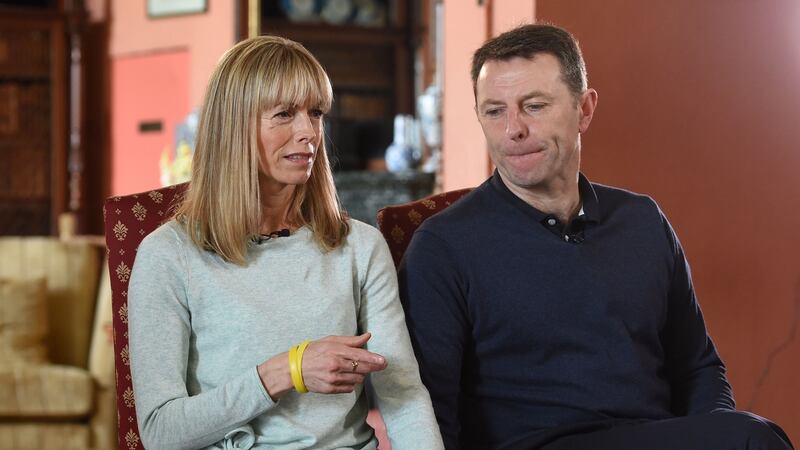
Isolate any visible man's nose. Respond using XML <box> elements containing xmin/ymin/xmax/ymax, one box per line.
<box><xmin>505</xmin><ymin>110</ymin><xmax>528</xmax><ymax>141</ymax></box>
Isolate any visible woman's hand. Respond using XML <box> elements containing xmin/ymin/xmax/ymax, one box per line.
<box><xmin>301</xmin><ymin>333</ymin><xmax>387</xmax><ymax>394</ymax></box>
<box><xmin>258</xmin><ymin>333</ymin><xmax>387</xmax><ymax>399</ymax></box>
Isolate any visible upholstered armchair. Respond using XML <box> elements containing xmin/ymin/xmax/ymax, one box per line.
<box><xmin>103</xmin><ymin>183</ymin><xmax>187</xmax><ymax>450</ymax></box>
<box><xmin>0</xmin><ymin>234</ymin><xmax>116</xmax><ymax>449</ymax></box>
<box><xmin>376</xmin><ymin>188</ymin><xmax>473</xmax><ymax>266</ymax></box>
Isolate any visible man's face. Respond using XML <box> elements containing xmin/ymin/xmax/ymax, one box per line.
<box><xmin>475</xmin><ymin>54</ymin><xmax>596</xmax><ymax>195</ymax></box>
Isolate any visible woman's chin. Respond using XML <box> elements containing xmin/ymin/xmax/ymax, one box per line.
<box><xmin>283</xmin><ymin>172</ymin><xmax>313</xmax><ymax>186</ymax></box>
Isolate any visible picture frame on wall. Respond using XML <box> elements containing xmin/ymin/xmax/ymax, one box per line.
<box><xmin>147</xmin><ymin>0</ymin><xmax>207</xmax><ymax>18</ymax></box>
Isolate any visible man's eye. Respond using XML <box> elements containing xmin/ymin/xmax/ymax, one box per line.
<box><xmin>525</xmin><ymin>103</ymin><xmax>545</xmax><ymax>112</ymax></box>
<box><xmin>484</xmin><ymin>108</ymin><xmax>503</xmax><ymax>117</ymax></box>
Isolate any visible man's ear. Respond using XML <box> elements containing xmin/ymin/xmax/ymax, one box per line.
<box><xmin>578</xmin><ymin>88</ymin><xmax>598</xmax><ymax>133</ymax></box>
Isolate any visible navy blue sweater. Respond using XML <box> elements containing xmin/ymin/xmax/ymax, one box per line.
<box><xmin>398</xmin><ymin>172</ymin><xmax>734</xmax><ymax>449</ymax></box>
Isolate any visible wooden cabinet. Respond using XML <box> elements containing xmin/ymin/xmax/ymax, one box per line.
<box><xmin>258</xmin><ymin>0</ymin><xmax>414</xmax><ymax>171</ymax></box>
<box><xmin>0</xmin><ymin>11</ymin><xmax>67</xmax><ymax>235</ymax></box>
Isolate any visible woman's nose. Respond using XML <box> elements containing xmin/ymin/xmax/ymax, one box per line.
<box><xmin>294</xmin><ymin>112</ymin><xmax>317</xmax><ymax>143</ymax></box>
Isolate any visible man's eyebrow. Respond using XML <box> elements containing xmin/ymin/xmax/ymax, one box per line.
<box><xmin>520</xmin><ymin>90</ymin><xmax>555</xmax><ymax>101</ymax></box>
<box><xmin>478</xmin><ymin>90</ymin><xmax>555</xmax><ymax>109</ymax></box>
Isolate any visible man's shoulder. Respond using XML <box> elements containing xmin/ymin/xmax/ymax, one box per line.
<box><xmin>586</xmin><ymin>180</ymin><xmax>674</xmax><ymax>239</ymax></box>
<box><xmin>417</xmin><ymin>182</ymin><xmax>495</xmax><ymax>236</ymax></box>
<box><xmin>590</xmin><ymin>181</ymin><xmax>661</xmax><ymax>215</ymax></box>
<box><xmin>592</xmin><ymin>180</ymin><xmax>652</xmax><ymax>203</ymax></box>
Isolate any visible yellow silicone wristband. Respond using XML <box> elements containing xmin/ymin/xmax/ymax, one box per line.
<box><xmin>289</xmin><ymin>345</ymin><xmax>306</xmax><ymax>393</ymax></box>
<box><xmin>295</xmin><ymin>340</ymin><xmax>311</xmax><ymax>393</ymax></box>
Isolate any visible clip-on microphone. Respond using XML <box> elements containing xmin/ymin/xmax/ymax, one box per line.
<box><xmin>256</xmin><ymin>228</ymin><xmax>290</xmax><ymax>244</ymax></box>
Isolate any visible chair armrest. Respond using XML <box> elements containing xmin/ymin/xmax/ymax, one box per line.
<box><xmin>88</xmin><ymin>261</ymin><xmax>114</xmax><ymax>389</ymax></box>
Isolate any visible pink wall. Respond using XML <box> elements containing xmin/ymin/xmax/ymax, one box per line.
<box><xmin>109</xmin><ymin>0</ymin><xmax>236</xmax><ymax>106</ymax></box>
<box><xmin>106</xmin><ymin>0</ymin><xmax>236</xmax><ymax>195</ymax></box>
<box><xmin>491</xmin><ymin>0</ymin><xmax>535</xmax><ymax>37</ymax></box>
<box><xmin>440</xmin><ymin>2</ymin><xmax>488</xmax><ymax>191</ymax></box>
<box><xmin>441</xmin><ymin>0</ymin><xmax>535</xmax><ymax>191</ymax></box>
<box><xmin>111</xmin><ymin>51</ymin><xmax>189</xmax><ymax>195</ymax></box>
<box><xmin>535</xmin><ymin>0</ymin><xmax>799</xmax><ymax>441</ymax></box>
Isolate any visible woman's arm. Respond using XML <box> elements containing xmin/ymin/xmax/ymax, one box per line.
<box><xmin>129</xmin><ymin>226</ymin><xmax>275</xmax><ymax>450</ymax></box>
<box><xmin>355</xmin><ymin>224</ymin><xmax>445</xmax><ymax>450</ymax></box>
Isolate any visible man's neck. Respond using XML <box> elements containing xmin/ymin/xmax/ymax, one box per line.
<box><xmin>502</xmin><ymin>174</ymin><xmax>582</xmax><ymax>224</ymax></box>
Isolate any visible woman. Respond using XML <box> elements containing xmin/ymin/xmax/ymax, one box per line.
<box><xmin>128</xmin><ymin>36</ymin><xmax>444</xmax><ymax>450</ymax></box>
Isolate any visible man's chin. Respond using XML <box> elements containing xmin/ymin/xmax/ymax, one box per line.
<box><xmin>497</xmin><ymin>168</ymin><xmax>544</xmax><ymax>189</ymax></box>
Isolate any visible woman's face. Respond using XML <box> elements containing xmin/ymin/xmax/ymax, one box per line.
<box><xmin>257</xmin><ymin>103</ymin><xmax>324</xmax><ymax>193</ymax></box>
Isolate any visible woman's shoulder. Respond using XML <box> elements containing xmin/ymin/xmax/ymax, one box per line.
<box><xmin>346</xmin><ymin>218</ymin><xmax>385</xmax><ymax>244</ymax></box>
<box><xmin>138</xmin><ymin>219</ymin><xmax>191</xmax><ymax>254</ymax></box>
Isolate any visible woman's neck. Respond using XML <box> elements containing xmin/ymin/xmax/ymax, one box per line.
<box><xmin>258</xmin><ymin>182</ymin><xmax>296</xmax><ymax>234</ymax></box>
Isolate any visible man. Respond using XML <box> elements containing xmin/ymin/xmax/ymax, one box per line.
<box><xmin>398</xmin><ymin>24</ymin><xmax>793</xmax><ymax>450</ymax></box>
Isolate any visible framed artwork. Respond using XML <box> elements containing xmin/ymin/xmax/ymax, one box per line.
<box><xmin>147</xmin><ymin>0</ymin><xmax>207</xmax><ymax>18</ymax></box>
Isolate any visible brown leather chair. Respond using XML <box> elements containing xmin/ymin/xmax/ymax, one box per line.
<box><xmin>376</xmin><ymin>188</ymin><xmax>473</xmax><ymax>267</ymax></box>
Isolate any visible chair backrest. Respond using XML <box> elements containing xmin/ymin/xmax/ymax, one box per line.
<box><xmin>376</xmin><ymin>188</ymin><xmax>473</xmax><ymax>267</ymax></box>
<box><xmin>103</xmin><ymin>183</ymin><xmax>187</xmax><ymax>450</ymax></box>
<box><xmin>0</xmin><ymin>237</ymin><xmax>101</xmax><ymax>368</ymax></box>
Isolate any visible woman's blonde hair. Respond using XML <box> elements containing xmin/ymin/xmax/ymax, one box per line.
<box><xmin>175</xmin><ymin>35</ymin><xmax>349</xmax><ymax>265</ymax></box>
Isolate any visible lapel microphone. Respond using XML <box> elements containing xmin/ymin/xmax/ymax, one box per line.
<box><xmin>256</xmin><ymin>228</ymin><xmax>290</xmax><ymax>244</ymax></box>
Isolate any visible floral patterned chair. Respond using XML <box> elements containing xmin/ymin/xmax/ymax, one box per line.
<box><xmin>376</xmin><ymin>188</ymin><xmax>473</xmax><ymax>267</ymax></box>
<box><xmin>103</xmin><ymin>183</ymin><xmax>188</xmax><ymax>450</ymax></box>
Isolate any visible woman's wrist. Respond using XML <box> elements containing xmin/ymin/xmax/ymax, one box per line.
<box><xmin>257</xmin><ymin>352</ymin><xmax>294</xmax><ymax>400</ymax></box>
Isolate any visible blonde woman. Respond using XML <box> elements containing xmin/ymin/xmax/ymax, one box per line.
<box><xmin>128</xmin><ymin>36</ymin><xmax>444</xmax><ymax>450</ymax></box>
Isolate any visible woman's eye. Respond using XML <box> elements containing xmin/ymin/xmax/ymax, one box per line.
<box><xmin>309</xmin><ymin>109</ymin><xmax>324</xmax><ymax>119</ymax></box>
<box><xmin>274</xmin><ymin>110</ymin><xmax>292</xmax><ymax>119</ymax></box>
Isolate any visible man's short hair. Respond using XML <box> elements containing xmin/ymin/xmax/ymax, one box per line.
<box><xmin>471</xmin><ymin>23</ymin><xmax>588</xmax><ymax>99</ymax></box>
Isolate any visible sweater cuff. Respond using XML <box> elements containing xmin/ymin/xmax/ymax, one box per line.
<box><xmin>251</xmin><ymin>365</ymin><xmax>278</xmax><ymax>408</ymax></box>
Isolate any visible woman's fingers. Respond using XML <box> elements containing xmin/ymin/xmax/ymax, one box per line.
<box><xmin>299</xmin><ymin>335</ymin><xmax>389</xmax><ymax>394</ymax></box>
<box><xmin>345</xmin><ymin>355</ymin><xmax>387</xmax><ymax>374</ymax></box>
<box><xmin>330</xmin><ymin>372</ymin><xmax>366</xmax><ymax>386</ymax></box>
<box><xmin>319</xmin><ymin>332</ymin><xmax>371</xmax><ymax>348</ymax></box>
<box><xmin>307</xmin><ymin>337</ymin><xmax>387</xmax><ymax>367</ymax></box>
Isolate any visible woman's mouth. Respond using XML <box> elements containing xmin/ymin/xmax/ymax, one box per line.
<box><xmin>285</xmin><ymin>153</ymin><xmax>313</xmax><ymax>164</ymax></box>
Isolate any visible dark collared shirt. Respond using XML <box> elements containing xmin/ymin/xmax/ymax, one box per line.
<box><xmin>399</xmin><ymin>171</ymin><xmax>734</xmax><ymax>450</ymax></box>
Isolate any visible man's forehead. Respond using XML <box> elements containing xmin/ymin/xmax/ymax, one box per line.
<box><xmin>477</xmin><ymin>53</ymin><xmax>562</xmax><ymax>81</ymax></box>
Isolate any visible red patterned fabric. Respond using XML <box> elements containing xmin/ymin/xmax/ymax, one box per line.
<box><xmin>376</xmin><ymin>188</ymin><xmax>473</xmax><ymax>267</ymax></box>
<box><xmin>103</xmin><ymin>183</ymin><xmax>188</xmax><ymax>450</ymax></box>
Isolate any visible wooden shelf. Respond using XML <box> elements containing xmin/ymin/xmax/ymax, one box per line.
<box><xmin>264</xmin><ymin>20</ymin><xmax>408</xmax><ymax>46</ymax></box>
<box><xmin>258</xmin><ymin>0</ymin><xmax>414</xmax><ymax>171</ymax></box>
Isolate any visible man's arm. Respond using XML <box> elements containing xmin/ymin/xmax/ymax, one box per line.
<box><xmin>659</xmin><ymin>214</ymin><xmax>736</xmax><ymax>415</ymax></box>
<box><xmin>398</xmin><ymin>229</ymin><xmax>471</xmax><ymax>449</ymax></box>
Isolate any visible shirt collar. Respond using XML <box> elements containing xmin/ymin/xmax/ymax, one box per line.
<box><xmin>488</xmin><ymin>170</ymin><xmax>600</xmax><ymax>224</ymax></box>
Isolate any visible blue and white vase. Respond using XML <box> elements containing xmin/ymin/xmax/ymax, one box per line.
<box><xmin>385</xmin><ymin>114</ymin><xmax>421</xmax><ymax>173</ymax></box>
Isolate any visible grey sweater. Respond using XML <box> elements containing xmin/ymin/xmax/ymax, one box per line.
<box><xmin>128</xmin><ymin>219</ymin><xmax>443</xmax><ymax>450</ymax></box>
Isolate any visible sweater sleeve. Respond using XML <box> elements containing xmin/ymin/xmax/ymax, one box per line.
<box><xmin>128</xmin><ymin>225</ymin><xmax>276</xmax><ymax>450</ymax></box>
<box><xmin>355</xmin><ymin>225</ymin><xmax>444</xmax><ymax>450</ymax></box>
<box><xmin>398</xmin><ymin>228</ymin><xmax>471</xmax><ymax>450</ymax></box>
<box><xmin>659</xmin><ymin>214</ymin><xmax>736</xmax><ymax>415</ymax></box>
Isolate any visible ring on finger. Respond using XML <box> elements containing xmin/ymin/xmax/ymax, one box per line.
<box><xmin>351</xmin><ymin>360</ymin><xmax>359</xmax><ymax>372</ymax></box>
